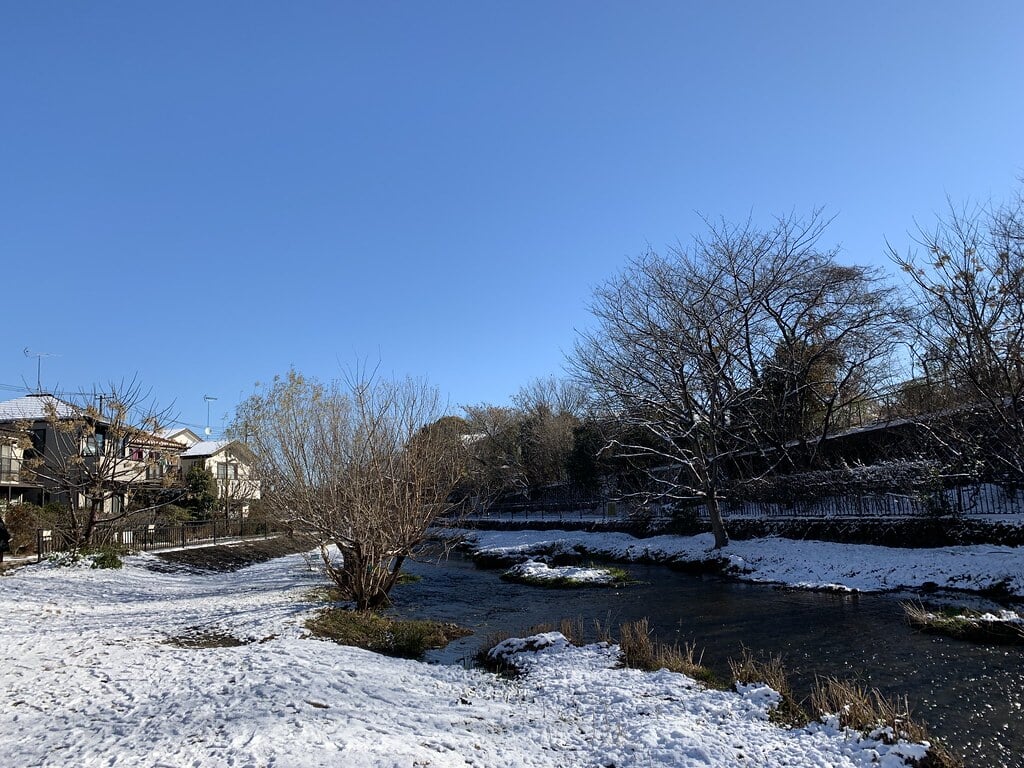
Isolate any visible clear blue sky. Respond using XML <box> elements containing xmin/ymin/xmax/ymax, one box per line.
<box><xmin>2</xmin><ymin>2</ymin><xmax>1022</xmax><ymax>434</ymax></box>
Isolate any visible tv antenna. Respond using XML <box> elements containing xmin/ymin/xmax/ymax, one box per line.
<box><xmin>23</xmin><ymin>347</ymin><xmax>58</xmax><ymax>393</ymax></box>
<box><xmin>204</xmin><ymin>394</ymin><xmax>218</xmax><ymax>437</ymax></box>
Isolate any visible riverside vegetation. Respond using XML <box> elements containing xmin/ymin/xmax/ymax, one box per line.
<box><xmin>482</xmin><ymin>617</ymin><xmax>962</xmax><ymax>768</ymax></box>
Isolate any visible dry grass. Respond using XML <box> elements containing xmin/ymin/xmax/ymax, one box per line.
<box><xmin>474</xmin><ymin>616</ymin><xmax>718</xmax><ymax>686</ymax></box>
<box><xmin>524</xmin><ymin>617</ymin><xmax>586</xmax><ymax>645</ymax></box>
<box><xmin>475</xmin><ymin>617</ymin><xmax>586</xmax><ymax>672</ymax></box>
<box><xmin>614</xmin><ymin>618</ymin><xmax>719</xmax><ymax>687</ymax></box>
<box><xmin>811</xmin><ymin>677</ymin><xmax>962</xmax><ymax>768</ymax></box>
<box><xmin>728</xmin><ymin>647</ymin><xmax>807</xmax><ymax>725</ymax></box>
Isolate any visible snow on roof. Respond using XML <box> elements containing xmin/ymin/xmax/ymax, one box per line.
<box><xmin>179</xmin><ymin>439</ymin><xmax>231</xmax><ymax>458</ymax></box>
<box><xmin>0</xmin><ymin>394</ymin><xmax>82</xmax><ymax>422</ymax></box>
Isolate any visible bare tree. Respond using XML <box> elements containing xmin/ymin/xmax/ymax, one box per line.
<box><xmin>574</xmin><ymin>212</ymin><xmax>902</xmax><ymax>547</ymax></box>
<box><xmin>512</xmin><ymin>376</ymin><xmax>587</xmax><ymax>489</ymax></box>
<box><xmin>20</xmin><ymin>380</ymin><xmax>179</xmax><ymax>546</ymax></box>
<box><xmin>512</xmin><ymin>375</ymin><xmax>589</xmax><ymax>418</ymax></box>
<box><xmin>461</xmin><ymin>404</ymin><xmax>529</xmax><ymax>502</ymax></box>
<box><xmin>237</xmin><ymin>368</ymin><xmax>465</xmax><ymax>611</ymax></box>
<box><xmin>889</xmin><ymin>186</ymin><xmax>1024</xmax><ymax>480</ymax></box>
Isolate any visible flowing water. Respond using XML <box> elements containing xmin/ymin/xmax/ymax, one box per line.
<box><xmin>391</xmin><ymin>552</ymin><xmax>1024</xmax><ymax>768</ymax></box>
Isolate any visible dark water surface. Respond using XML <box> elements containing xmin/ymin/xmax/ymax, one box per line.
<box><xmin>390</xmin><ymin>552</ymin><xmax>1023</xmax><ymax>768</ymax></box>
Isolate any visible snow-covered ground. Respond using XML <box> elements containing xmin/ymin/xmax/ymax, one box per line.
<box><xmin>0</xmin><ymin>550</ymin><xmax>938</xmax><ymax>767</ymax></box>
<box><xmin>458</xmin><ymin>528</ymin><xmax>1024</xmax><ymax>596</ymax></box>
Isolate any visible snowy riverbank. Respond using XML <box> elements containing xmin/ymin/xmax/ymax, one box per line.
<box><xmin>0</xmin><ymin>549</ymin><xmax>940</xmax><ymax>767</ymax></box>
<box><xmin>456</xmin><ymin>528</ymin><xmax>1024</xmax><ymax>597</ymax></box>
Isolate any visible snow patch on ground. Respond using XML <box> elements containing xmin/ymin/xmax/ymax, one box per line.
<box><xmin>459</xmin><ymin>528</ymin><xmax>1024</xmax><ymax>596</ymax></box>
<box><xmin>0</xmin><ymin>549</ymin><xmax>937</xmax><ymax>767</ymax></box>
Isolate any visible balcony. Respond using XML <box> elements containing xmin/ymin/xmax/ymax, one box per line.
<box><xmin>1</xmin><ymin>461</ymin><xmax>28</xmax><ymax>485</ymax></box>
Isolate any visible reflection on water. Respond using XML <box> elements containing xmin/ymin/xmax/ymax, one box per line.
<box><xmin>390</xmin><ymin>552</ymin><xmax>1023</xmax><ymax>768</ymax></box>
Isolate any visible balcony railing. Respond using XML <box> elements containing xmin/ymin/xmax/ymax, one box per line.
<box><xmin>1</xmin><ymin>461</ymin><xmax>23</xmax><ymax>484</ymax></box>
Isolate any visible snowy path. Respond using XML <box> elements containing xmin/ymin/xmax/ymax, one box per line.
<box><xmin>1</xmin><ymin>551</ymin><xmax>933</xmax><ymax>767</ymax></box>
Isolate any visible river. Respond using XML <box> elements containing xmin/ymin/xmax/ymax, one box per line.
<box><xmin>390</xmin><ymin>551</ymin><xmax>1023</xmax><ymax>768</ymax></box>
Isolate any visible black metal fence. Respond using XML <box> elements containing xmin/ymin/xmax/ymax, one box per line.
<box><xmin>460</xmin><ymin>482</ymin><xmax>1024</xmax><ymax>526</ymax></box>
<box><xmin>35</xmin><ymin>519</ymin><xmax>276</xmax><ymax>562</ymax></box>
<box><xmin>460</xmin><ymin>500</ymin><xmax>625</xmax><ymax>524</ymax></box>
<box><xmin>693</xmin><ymin>483</ymin><xmax>1024</xmax><ymax>522</ymax></box>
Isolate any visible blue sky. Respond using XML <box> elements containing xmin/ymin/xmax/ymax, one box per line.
<box><xmin>2</xmin><ymin>2</ymin><xmax>1022</xmax><ymax>434</ymax></box>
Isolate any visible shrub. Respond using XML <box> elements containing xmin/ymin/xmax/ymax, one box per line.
<box><xmin>47</xmin><ymin>545</ymin><xmax>125</xmax><ymax>569</ymax></box>
<box><xmin>2</xmin><ymin>502</ymin><xmax>68</xmax><ymax>555</ymax></box>
<box><xmin>88</xmin><ymin>546</ymin><xmax>124</xmax><ymax>569</ymax></box>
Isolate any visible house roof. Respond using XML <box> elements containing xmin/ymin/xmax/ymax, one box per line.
<box><xmin>0</xmin><ymin>394</ymin><xmax>83</xmax><ymax>422</ymax></box>
<box><xmin>157</xmin><ymin>426</ymin><xmax>203</xmax><ymax>446</ymax></box>
<box><xmin>181</xmin><ymin>439</ymin><xmax>256</xmax><ymax>464</ymax></box>
<box><xmin>180</xmin><ymin>440</ymin><xmax>231</xmax><ymax>458</ymax></box>
<box><xmin>129</xmin><ymin>431</ymin><xmax>189</xmax><ymax>451</ymax></box>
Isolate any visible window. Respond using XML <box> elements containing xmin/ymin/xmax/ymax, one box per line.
<box><xmin>216</xmin><ymin>462</ymin><xmax>238</xmax><ymax>480</ymax></box>
<box><xmin>83</xmin><ymin>431</ymin><xmax>105</xmax><ymax>456</ymax></box>
<box><xmin>1</xmin><ymin>443</ymin><xmax>18</xmax><ymax>482</ymax></box>
<box><xmin>30</xmin><ymin>428</ymin><xmax>46</xmax><ymax>457</ymax></box>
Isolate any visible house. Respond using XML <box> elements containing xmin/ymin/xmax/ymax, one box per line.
<box><xmin>0</xmin><ymin>393</ymin><xmax>182</xmax><ymax>515</ymax></box>
<box><xmin>0</xmin><ymin>394</ymin><xmax>81</xmax><ymax>508</ymax></box>
<box><xmin>1</xmin><ymin>425</ymin><xmax>29</xmax><ymax>507</ymax></box>
<box><xmin>156</xmin><ymin>427</ymin><xmax>203</xmax><ymax>449</ymax></box>
<box><xmin>178</xmin><ymin>439</ymin><xmax>261</xmax><ymax>517</ymax></box>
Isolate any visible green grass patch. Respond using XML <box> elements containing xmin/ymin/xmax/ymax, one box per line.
<box><xmin>903</xmin><ymin>601</ymin><xmax>1024</xmax><ymax>644</ymax></box>
<box><xmin>307</xmin><ymin>608</ymin><xmax>472</xmax><ymax>659</ymax></box>
<box><xmin>304</xmin><ymin>585</ymin><xmax>346</xmax><ymax>603</ymax></box>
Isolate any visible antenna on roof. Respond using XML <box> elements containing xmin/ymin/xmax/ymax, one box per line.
<box><xmin>23</xmin><ymin>347</ymin><xmax>58</xmax><ymax>393</ymax></box>
<box><xmin>204</xmin><ymin>394</ymin><xmax>218</xmax><ymax>437</ymax></box>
